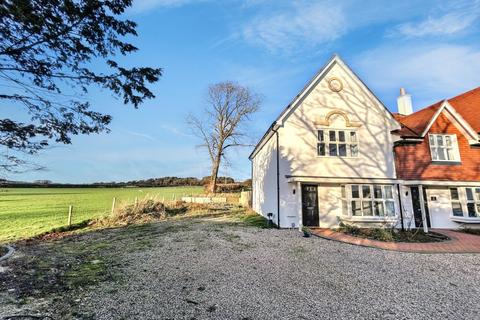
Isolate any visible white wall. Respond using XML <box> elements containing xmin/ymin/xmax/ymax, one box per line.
<box><xmin>278</xmin><ymin>61</ymin><xmax>399</xmax><ymax>180</ymax></box>
<box><xmin>427</xmin><ymin>188</ymin><xmax>458</xmax><ymax>229</ymax></box>
<box><xmin>252</xmin><ymin>135</ymin><xmax>278</xmax><ymax>222</ymax></box>
<box><xmin>318</xmin><ymin>184</ymin><xmax>343</xmax><ymax>228</ymax></box>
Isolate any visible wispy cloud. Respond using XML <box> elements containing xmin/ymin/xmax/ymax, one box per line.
<box><xmin>159</xmin><ymin>124</ymin><xmax>193</xmax><ymax>138</ymax></box>
<box><xmin>125</xmin><ymin>130</ymin><xmax>157</xmax><ymax>141</ymax></box>
<box><xmin>355</xmin><ymin>44</ymin><xmax>480</xmax><ymax>108</ymax></box>
<box><xmin>391</xmin><ymin>1</ymin><xmax>480</xmax><ymax>37</ymax></box>
<box><xmin>242</xmin><ymin>2</ymin><xmax>347</xmax><ymax>53</ymax></box>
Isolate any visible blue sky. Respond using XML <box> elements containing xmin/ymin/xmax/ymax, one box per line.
<box><xmin>6</xmin><ymin>0</ymin><xmax>480</xmax><ymax>183</ymax></box>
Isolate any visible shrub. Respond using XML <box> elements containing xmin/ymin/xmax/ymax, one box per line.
<box><xmin>97</xmin><ymin>197</ymin><xmax>189</xmax><ymax>226</ymax></box>
<box><xmin>371</xmin><ymin>228</ymin><xmax>394</xmax><ymax>242</ymax></box>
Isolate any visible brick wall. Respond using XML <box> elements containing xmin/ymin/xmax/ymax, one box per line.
<box><xmin>395</xmin><ymin>112</ymin><xmax>480</xmax><ymax>181</ymax></box>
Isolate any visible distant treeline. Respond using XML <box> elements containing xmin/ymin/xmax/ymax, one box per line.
<box><xmin>0</xmin><ymin>176</ymin><xmax>245</xmax><ymax>188</ymax></box>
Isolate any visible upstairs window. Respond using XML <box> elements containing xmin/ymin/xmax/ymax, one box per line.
<box><xmin>317</xmin><ymin>129</ymin><xmax>358</xmax><ymax>157</ymax></box>
<box><xmin>465</xmin><ymin>187</ymin><xmax>480</xmax><ymax>218</ymax></box>
<box><xmin>429</xmin><ymin>134</ymin><xmax>460</xmax><ymax>162</ymax></box>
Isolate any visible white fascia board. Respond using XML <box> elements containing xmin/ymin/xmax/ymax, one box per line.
<box><xmin>402</xmin><ymin>180</ymin><xmax>480</xmax><ymax>187</ymax></box>
<box><xmin>285</xmin><ymin>176</ymin><xmax>400</xmax><ymax>184</ymax></box>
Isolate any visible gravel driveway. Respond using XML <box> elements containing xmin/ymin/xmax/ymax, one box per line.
<box><xmin>2</xmin><ymin>216</ymin><xmax>480</xmax><ymax>319</ymax></box>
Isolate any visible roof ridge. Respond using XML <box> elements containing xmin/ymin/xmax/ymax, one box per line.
<box><xmin>448</xmin><ymin>86</ymin><xmax>480</xmax><ymax>102</ymax></box>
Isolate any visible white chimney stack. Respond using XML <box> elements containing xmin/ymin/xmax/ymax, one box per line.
<box><xmin>397</xmin><ymin>88</ymin><xmax>413</xmax><ymax>115</ymax></box>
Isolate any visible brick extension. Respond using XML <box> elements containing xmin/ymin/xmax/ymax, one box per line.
<box><xmin>311</xmin><ymin>229</ymin><xmax>480</xmax><ymax>253</ymax></box>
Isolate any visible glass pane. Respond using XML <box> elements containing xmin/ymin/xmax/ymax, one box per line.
<box><xmin>350</xmin><ymin>131</ymin><xmax>357</xmax><ymax>143</ymax></box>
<box><xmin>318</xmin><ymin>130</ymin><xmax>324</xmax><ymax>142</ymax></box>
<box><xmin>350</xmin><ymin>144</ymin><xmax>358</xmax><ymax>157</ymax></box>
<box><xmin>329</xmin><ymin>130</ymin><xmax>336</xmax><ymax>142</ymax></box>
<box><xmin>329</xmin><ymin>144</ymin><xmax>338</xmax><ymax>156</ymax></box>
<box><xmin>384</xmin><ymin>186</ymin><xmax>393</xmax><ymax>199</ymax></box>
<box><xmin>318</xmin><ymin>143</ymin><xmax>326</xmax><ymax>156</ymax></box>
<box><xmin>429</xmin><ymin>135</ymin><xmax>436</xmax><ymax>146</ymax></box>
<box><xmin>362</xmin><ymin>185</ymin><xmax>371</xmax><ymax>198</ymax></box>
<box><xmin>373</xmin><ymin>186</ymin><xmax>382</xmax><ymax>199</ymax></box>
<box><xmin>437</xmin><ymin>135</ymin><xmax>444</xmax><ymax>146</ymax></box>
<box><xmin>342</xmin><ymin>200</ymin><xmax>348</xmax><ymax>216</ymax></box>
<box><xmin>338</xmin><ymin>131</ymin><xmax>345</xmax><ymax>142</ymax></box>
<box><xmin>445</xmin><ymin>135</ymin><xmax>452</xmax><ymax>146</ymax></box>
<box><xmin>477</xmin><ymin>204</ymin><xmax>480</xmax><ymax>217</ymax></box>
<box><xmin>446</xmin><ymin>148</ymin><xmax>455</xmax><ymax>161</ymax></box>
<box><xmin>450</xmin><ymin>188</ymin><xmax>459</xmax><ymax>200</ymax></box>
<box><xmin>385</xmin><ymin>201</ymin><xmax>395</xmax><ymax>216</ymax></box>
<box><xmin>452</xmin><ymin>203</ymin><xmax>463</xmax><ymax>217</ymax></box>
<box><xmin>466</xmin><ymin>188</ymin><xmax>474</xmax><ymax>201</ymax></box>
<box><xmin>438</xmin><ymin>148</ymin><xmax>446</xmax><ymax>160</ymax></box>
<box><xmin>351</xmin><ymin>185</ymin><xmax>360</xmax><ymax>199</ymax></box>
<box><xmin>431</xmin><ymin>147</ymin><xmax>438</xmax><ymax>160</ymax></box>
<box><xmin>467</xmin><ymin>203</ymin><xmax>476</xmax><ymax>217</ymax></box>
<box><xmin>362</xmin><ymin>201</ymin><xmax>372</xmax><ymax>216</ymax></box>
<box><xmin>338</xmin><ymin>144</ymin><xmax>347</xmax><ymax>157</ymax></box>
<box><xmin>374</xmin><ymin>201</ymin><xmax>385</xmax><ymax>216</ymax></box>
<box><xmin>352</xmin><ymin>201</ymin><xmax>362</xmax><ymax>216</ymax></box>
<box><xmin>475</xmin><ymin>188</ymin><xmax>480</xmax><ymax>200</ymax></box>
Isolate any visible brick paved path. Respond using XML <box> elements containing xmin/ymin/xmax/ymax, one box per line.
<box><xmin>311</xmin><ymin>229</ymin><xmax>480</xmax><ymax>253</ymax></box>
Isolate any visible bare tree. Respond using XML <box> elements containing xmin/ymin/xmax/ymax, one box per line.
<box><xmin>188</xmin><ymin>82</ymin><xmax>261</xmax><ymax>193</ymax></box>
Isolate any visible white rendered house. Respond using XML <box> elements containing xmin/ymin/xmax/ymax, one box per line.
<box><xmin>249</xmin><ymin>55</ymin><xmax>402</xmax><ymax>229</ymax></box>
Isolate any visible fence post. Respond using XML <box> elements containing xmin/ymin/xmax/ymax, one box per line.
<box><xmin>111</xmin><ymin>197</ymin><xmax>116</xmax><ymax>214</ymax></box>
<box><xmin>68</xmin><ymin>205</ymin><xmax>73</xmax><ymax>226</ymax></box>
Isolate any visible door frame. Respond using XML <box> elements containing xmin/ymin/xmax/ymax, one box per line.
<box><xmin>301</xmin><ymin>184</ymin><xmax>320</xmax><ymax>227</ymax></box>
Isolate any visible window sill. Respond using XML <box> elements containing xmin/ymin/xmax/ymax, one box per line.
<box><xmin>340</xmin><ymin>216</ymin><xmax>398</xmax><ymax>223</ymax></box>
<box><xmin>450</xmin><ymin>217</ymin><xmax>480</xmax><ymax>224</ymax></box>
<box><xmin>431</xmin><ymin>161</ymin><xmax>462</xmax><ymax>165</ymax></box>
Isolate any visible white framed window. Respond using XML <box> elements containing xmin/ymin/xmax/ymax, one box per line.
<box><xmin>347</xmin><ymin>184</ymin><xmax>395</xmax><ymax>217</ymax></box>
<box><xmin>449</xmin><ymin>188</ymin><xmax>463</xmax><ymax>217</ymax></box>
<box><xmin>317</xmin><ymin>129</ymin><xmax>358</xmax><ymax>157</ymax></box>
<box><xmin>465</xmin><ymin>187</ymin><xmax>480</xmax><ymax>218</ymax></box>
<box><xmin>428</xmin><ymin>134</ymin><xmax>460</xmax><ymax>162</ymax></box>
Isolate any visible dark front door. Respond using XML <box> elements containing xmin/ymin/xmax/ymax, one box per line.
<box><xmin>411</xmin><ymin>186</ymin><xmax>424</xmax><ymax>228</ymax></box>
<box><xmin>302</xmin><ymin>185</ymin><xmax>319</xmax><ymax>227</ymax></box>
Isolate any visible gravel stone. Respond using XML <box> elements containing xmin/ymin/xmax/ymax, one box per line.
<box><xmin>75</xmin><ymin>220</ymin><xmax>480</xmax><ymax>320</ymax></box>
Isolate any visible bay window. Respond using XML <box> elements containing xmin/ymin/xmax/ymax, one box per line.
<box><xmin>465</xmin><ymin>187</ymin><xmax>480</xmax><ymax>218</ymax></box>
<box><xmin>450</xmin><ymin>188</ymin><xmax>463</xmax><ymax>217</ymax></box>
<box><xmin>343</xmin><ymin>184</ymin><xmax>396</xmax><ymax>217</ymax></box>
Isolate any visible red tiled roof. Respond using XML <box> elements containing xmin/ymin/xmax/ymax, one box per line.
<box><xmin>395</xmin><ymin>87</ymin><xmax>480</xmax><ymax>137</ymax></box>
<box><xmin>448</xmin><ymin>87</ymin><xmax>480</xmax><ymax>133</ymax></box>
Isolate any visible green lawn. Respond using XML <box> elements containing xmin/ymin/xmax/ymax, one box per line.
<box><xmin>0</xmin><ymin>186</ymin><xmax>203</xmax><ymax>243</ymax></box>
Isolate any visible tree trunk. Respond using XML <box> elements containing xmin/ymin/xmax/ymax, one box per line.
<box><xmin>210</xmin><ymin>154</ymin><xmax>221</xmax><ymax>194</ymax></box>
<box><xmin>209</xmin><ymin>140</ymin><xmax>224</xmax><ymax>194</ymax></box>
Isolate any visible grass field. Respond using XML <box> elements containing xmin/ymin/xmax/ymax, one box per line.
<box><xmin>0</xmin><ymin>186</ymin><xmax>203</xmax><ymax>243</ymax></box>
